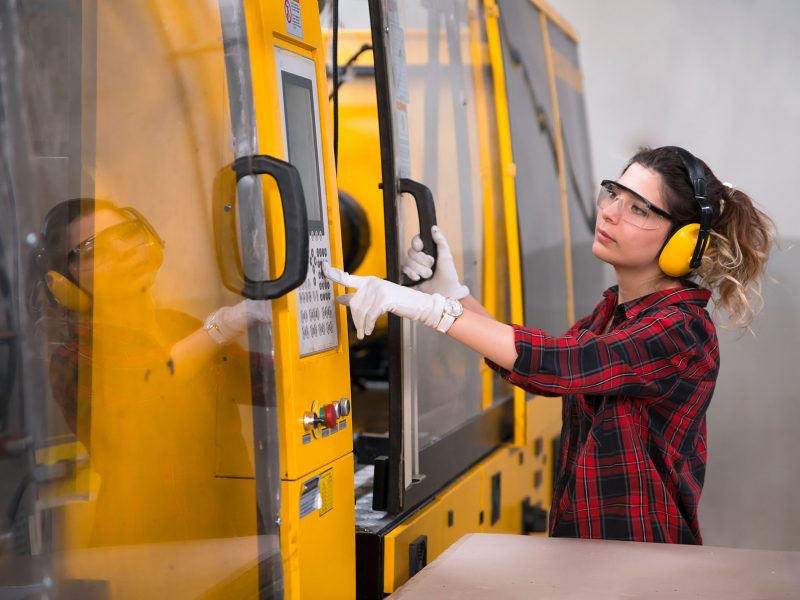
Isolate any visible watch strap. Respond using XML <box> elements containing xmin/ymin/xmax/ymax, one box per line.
<box><xmin>435</xmin><ymin>298</ymin><xmax>463</xmax><ymax>334</ymax></box>
<box><xmin>435</xmin><ymin>311</ymin><xmax>456</xmax><ymax>333</ymax></box>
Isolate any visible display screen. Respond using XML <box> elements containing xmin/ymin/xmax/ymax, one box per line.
<box><xmin>282</xmin><ymin>72</ymin><xmax>324</xmax><ymax>230</ymax></box>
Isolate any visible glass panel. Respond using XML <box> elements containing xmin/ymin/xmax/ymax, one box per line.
<box><xmin>497</xmin><ymin>0</ymin><xmax>569</xmax><ymax>335</ymax></box>
<box><xmin>387</xmin><ymin>0</ymin><xmax>484</xmax><ymax>456</ymax></box>
<box><xmin>0</xmin><ymin>1</ymin><xmax>269</xmax><ymax>595</ymax></box>
<box><xmin>328</xmin><ymin>0</ymin><xmax>487</xmax><ymax>499</ymax></box>
<box><xmin>548</xmin><ymin>22</ymin><xmax>606</xmax><ymax>320</ymax></box>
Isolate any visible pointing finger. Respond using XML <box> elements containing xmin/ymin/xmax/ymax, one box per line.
<box><xmin>335</xmin><ymin>293</ymin><xmax>354</xmax><ymax>306</ymax></box>
<box><xmin>348</xmin><ymin>292</ymin><xmax>368</xmax><ymax>340</ymax></box>
<box><xmin>323</xmin><ymin>262</ymin><xmax>364</xmax><ymax>290</ymax></box>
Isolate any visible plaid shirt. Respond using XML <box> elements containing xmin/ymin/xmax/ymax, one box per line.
<box><xmin>488</xmin><ymin>285</ymin><xmax>718</xmax><ymax>544</ymax></box>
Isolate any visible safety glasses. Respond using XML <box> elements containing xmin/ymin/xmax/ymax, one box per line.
<box><xmin>68</xmin><ymin>207</ymin><xmax>164</xmax><ymax>269</ymax></box>
<box><xmin>597</xmin><ymin>180</ymin><xmax>674</xmax><ymax>230</ymax></box>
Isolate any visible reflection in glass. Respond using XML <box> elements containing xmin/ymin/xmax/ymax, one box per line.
<box><xmin>1</xmin><ymin>2</ymin><xmax>268</xmax><ymax>595</ymax></box>
<box><xmin>34</xmin><ymin>199</ymin><xmax>258</xmax><ymax>547</ymax></box>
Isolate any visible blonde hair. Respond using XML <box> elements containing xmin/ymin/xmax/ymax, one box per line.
<box><xmin>694</xmin><ymin>185</ymin><xmax>775</xmax><ymax>329</ymax></box>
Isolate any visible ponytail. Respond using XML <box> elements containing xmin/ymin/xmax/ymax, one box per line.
<box><xmin>695</xmin><ymin>185</ymin><xmax>775</xmax><ymax>329</ymax></box>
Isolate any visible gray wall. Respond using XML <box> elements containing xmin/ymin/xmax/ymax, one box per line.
<box><xmin>548</xmin><ymin>0</ymin><xmax>800</xmax><ymax>550</ymax></box>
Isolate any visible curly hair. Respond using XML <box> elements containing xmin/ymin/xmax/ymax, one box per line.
<box><xmin>627</xmin><ymin>147</ymin><xmax>776</xmax><ymax>329</ymax></box>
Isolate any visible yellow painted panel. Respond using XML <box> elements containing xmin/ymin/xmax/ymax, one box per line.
<box><xmin>184</xmin><ymin>460</ymin><xmax>358</xmax><ymax>600</ymax></box>
<box><xmin>527</xmin><ymin>395</ymin><xmax>562</xmax><ymax>446</ymax></box>
<box><xmin>281</xmin><ymin>453</ymin><xmax>356</xmax><ymax>600</ymax></box>
<box><xmin>382</xmin><ymin>434</ymin><xmax>563</xmax><ymax>593</ymax></box>
<box><xmin>527</xmin><ymin>395</ymin><xmax>563</xmax><ymax>515</ymax></box>
<box><xmin>248</xmin><ymin>0</ymin><xmax>353</xmax><ymax>481</ymax></box>
<box><xmin>480</xmin><ymin>446</ymin><xmax>530</xmax><ymax>534</ymax></box>
<box><xmin>383</xmin><ymin>472</ymin><xmax>483</xmax><ymax>593</ymax></box>
<box><xmin>60</xmin><ymin>478</ymin><xmax>260</xmax><ymax>598</ymax></box>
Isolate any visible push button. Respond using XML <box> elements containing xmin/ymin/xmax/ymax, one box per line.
<box><xmin>334</xmin><ymin>397</ymin><xmax>351</xmax><ymax>418</ymax></box>
<box><xmin>322</xmin><ymin>404</ymin><xmax>338</xmax><ymax>429</ymax></box>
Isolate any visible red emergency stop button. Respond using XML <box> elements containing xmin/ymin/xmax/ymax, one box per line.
<box><xmin>322</xmin><ymin>404</ymin><xmax>338</xmax><ymax>429</ymax></box>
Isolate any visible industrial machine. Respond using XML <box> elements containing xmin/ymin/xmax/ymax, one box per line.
<box><xmin>0</xmin><ymin>0</ymin><xmax>600</xmax><ymax>598</ymax></box>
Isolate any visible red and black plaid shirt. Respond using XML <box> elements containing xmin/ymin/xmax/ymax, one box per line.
<box><xmin>488</xmin><ymin>285</ymin><xmax>718</xmax><ymax>544</ymax></box>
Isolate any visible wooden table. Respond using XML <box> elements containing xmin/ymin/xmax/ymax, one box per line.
<box><xmin>389</xmin><ymin>534</ymin><xmax>800</xmax><ymax>599</ymax></box>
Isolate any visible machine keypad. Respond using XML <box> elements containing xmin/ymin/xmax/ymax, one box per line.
<box><xmin>297</xmin><ymin>232</ymin><xmax>337</xmax><ymax>356</ymax></box>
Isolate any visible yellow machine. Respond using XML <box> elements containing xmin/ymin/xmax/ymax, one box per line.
<box><xmin>0</xmin><ymin>0</ymin><xmax>600</xmax><ymax>598</ymax></box>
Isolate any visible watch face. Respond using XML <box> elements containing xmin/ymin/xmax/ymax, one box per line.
<box><xmin>446</xmin><ymin>299</ymin><xmax>463</xmax><ymax>317</ymax></box>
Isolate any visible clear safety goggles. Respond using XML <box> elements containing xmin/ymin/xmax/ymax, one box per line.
<box><xmin>596</xmin><ymin>180</ymin><xmax>674</xmax><ymax>230</ymax></box>
<box><xmin>68</xmin><ymin>207</ymin><xmax>164</xmax><ymax>270</ymax></box>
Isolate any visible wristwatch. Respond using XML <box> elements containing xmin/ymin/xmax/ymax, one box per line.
<box><xmin>204</xmin><ymin>311</ymin><xmax>227</xmax><ymax>344</ymax></box>
<box><xmin>435</xmin><ymin>298</ymin><xmax>464</xmax><ymax>334</ymax></box>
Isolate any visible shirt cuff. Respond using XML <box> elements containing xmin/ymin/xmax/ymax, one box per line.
<box><xmin>483</xmin><ymin>324</ymin><xmax>543</xmax><ymax>388</ymax></box>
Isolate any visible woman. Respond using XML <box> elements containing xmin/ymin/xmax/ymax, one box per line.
<box><xmin>324</xmin><ymin>146</ymin><xmax>774</xmax><ymax>544</ymax></box>
<box><xmin>33</xmin><ymin>198</ymin><xmax>269</xmax><ymax>545</ymax></box>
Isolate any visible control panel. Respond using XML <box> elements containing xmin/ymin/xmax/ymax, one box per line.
<box><xmin>303</xmin><ymin>397</ymin><xmax>351</xmax><ymax>444</ymax></box>
<box><xmin>296</xmin><ymin>232</ymin><xmax>336</xmax><ymax>355</ymax></box>
<box><xmin>275</xmin><ymin>46</ymin><xmax>338</xmax><ymax>357</ymax></box>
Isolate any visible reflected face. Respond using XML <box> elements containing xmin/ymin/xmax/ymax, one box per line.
<box><xmin>68</xmin><ymin>208</ymin><xmax>163</xmax><ymax>296</ymax></box>
<box><xmin>591</xmin><ymin>163</ymin><xmax>672</xmax><ymax>271</ymax></box>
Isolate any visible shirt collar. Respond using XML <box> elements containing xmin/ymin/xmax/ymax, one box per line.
<box><xmin>603</xmin><ymin>284</ymin><xmax>712</xmax><ymax>320</ymax></box>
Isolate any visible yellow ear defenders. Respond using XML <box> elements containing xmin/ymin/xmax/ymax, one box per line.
<box><xmin>45</xmin><ymin>270</ymin><xmax>93</xmax><ymax>314</ymax></box>
<box><xmin>657</xmin><ymin>146</ymin><xmax>714</xmax><ymax>278</ymax></box>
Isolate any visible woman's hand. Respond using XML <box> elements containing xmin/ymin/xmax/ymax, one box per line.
<box><xmin>402</xmin><ymin>226</ymin><xmax>469</xmax><ymax>300</ymax></box>
<box><xmin>323</xmin><ymin>263</ymin><xmax>445</xmax><ymax>339</ymax></box>
<box><xmin>204</xmin><ymin>299</ymin><xmax>272</xmax><ymax>344</ymax></box>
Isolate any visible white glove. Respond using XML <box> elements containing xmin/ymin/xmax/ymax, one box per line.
<box><xmin>402</xmin><ymin>226</ymin><xmax>469</xmax><ymax>300</ymax></box>
<box><xmin>323</xmin><ymin>263</ymin><xmax>445</xmax><ymax>340</ymax></box>
<box><xmin>204</xmin><ymin>299</ymin><xmax>272</xmax><ymax>344</ymax></box>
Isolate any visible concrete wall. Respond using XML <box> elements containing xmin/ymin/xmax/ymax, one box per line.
<box><xmin>547</xmin><ymin>0</ymin><xmax>800</xmax><ymax>550</ymax></box>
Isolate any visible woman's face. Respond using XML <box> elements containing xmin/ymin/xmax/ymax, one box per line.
<box><xmin>68</xmin><ymin>208</ymin><xmax>163</xmax><ymax>296</ymax></box>
<box><xmin>591</xmin><ymin>163</ymin><xmax>672</xmax><ymax>272</ymax></box>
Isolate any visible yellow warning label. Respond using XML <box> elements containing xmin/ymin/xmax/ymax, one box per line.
<box><xmin>319</xmin><ymin>468</ymin><xmax>334</xmax><ymax>516</ymax></box>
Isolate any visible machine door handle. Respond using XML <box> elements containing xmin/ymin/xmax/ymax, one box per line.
<box><xmin>215</xmin><ymin>155</ymin><xmax>310</xmax><ymax>300</ymax></box>
<box><xmin>397</xmin><ymin>178</ymin><xmax>437</xmax><ymax>287</ymax></box>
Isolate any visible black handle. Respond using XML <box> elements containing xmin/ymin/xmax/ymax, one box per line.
<box><xmin>233</xmin><ymin>155</ymin><xmax>309</xmax><ymax>299</ymax></box>
<box><xmin>213</xmin><ymin>155</ymin><xmax>309</xmax><ymax>300</ymax></box>
<box><xmin>397</xmin><ymin>178</ymin><xmax>437</xmax><ymax>287</ymax></box>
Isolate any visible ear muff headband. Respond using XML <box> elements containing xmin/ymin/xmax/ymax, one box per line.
<box><xmin>657</xmin><ymin>146</ymin><xmax>713</xmax><ymax>277</ymax></box>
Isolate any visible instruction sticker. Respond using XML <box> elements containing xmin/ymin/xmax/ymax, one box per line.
<box><xmin>319</xmin><ymin>469</ymin><xmax>334</xmax><ymax>516</ymax></box>
<box><xmin>299</xmin><ymin>475</ymin><xmax>321</xmax><ymax>518</ymax></box>
<box><xmin>299</xmin><ymin>469</ymin><xmax>334</xmax><ymax>518</ymax></box>
<box><xmin>284</xmin><ymin>0</ymin><xmax>303</xmax><ymax>39</ymax></box>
